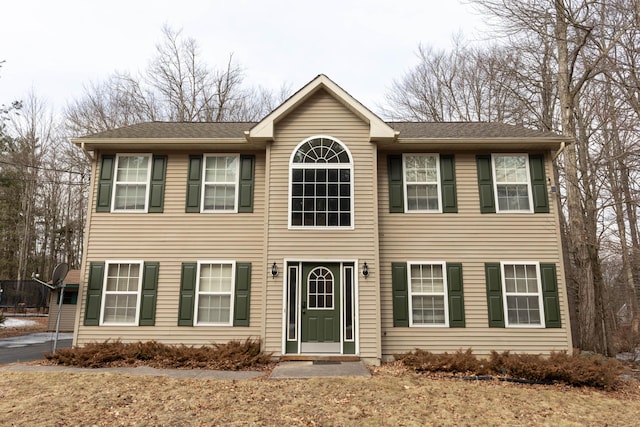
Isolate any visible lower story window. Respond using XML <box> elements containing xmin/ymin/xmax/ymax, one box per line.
<box><xmin>102</xmin><ymin>261</ymin><xmax>143</xmax><ymax>325</ymax></box>
<box><xmin>502</xmin><ymin>262</ymin><xmax>543</xmax><ymax>326</ymax></box>
<box><xmin>196</xmin><ymin>262</ymin><xmax>234</xmax><ymax>325</ymax></box>
<box><xmin>408</xmin><ymin>262</ymin><xmax>448</xmax><ymax>326</ymax></box>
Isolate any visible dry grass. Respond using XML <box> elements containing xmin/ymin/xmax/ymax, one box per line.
<box><xmin>0</xmin><ymin>365</ymin><xmax>639</xmax><ymax>426</ymax></box>
<box><xmin>0</xmin><ymin>316</ymin><xmax>48</xmax><ymax>338</ymax></box>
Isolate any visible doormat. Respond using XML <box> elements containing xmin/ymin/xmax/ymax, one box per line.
<box><xmin>312</xmin><ymin>360</ymin><xmax>342</xmax><ymax>365</ymax></box>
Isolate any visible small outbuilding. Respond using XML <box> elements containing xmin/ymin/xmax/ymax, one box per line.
<box><xmin>47</xmin><ymin>269</ymin><xmax>80</xmax><ymax>332</ymax></box>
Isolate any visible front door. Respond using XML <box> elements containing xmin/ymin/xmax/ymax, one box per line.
<box><xmin>300</xmin><ymin>263</ymin><xmax>341</xmax><ymax>353</ymax></box>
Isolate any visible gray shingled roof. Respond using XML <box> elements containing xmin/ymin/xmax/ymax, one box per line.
<box><xmin>80</xmin><ymin>121</ymin><xmax>560</xmax><ymax>140</ymax></box>
<box><xmin>388</xmin><ymin>122</ymin><xmax>561</xmax><ymax>139</ymax></box>
<box><xmin>82</xmin><ymin>122</ymin><xmax>255</xmax><ymax>139</ymax></box>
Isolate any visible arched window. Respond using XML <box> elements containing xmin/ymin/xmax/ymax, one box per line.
<box><xmin>289</xmin><ymin>136</ymin><xmax>353</xmax><ymax>228</ymax></box>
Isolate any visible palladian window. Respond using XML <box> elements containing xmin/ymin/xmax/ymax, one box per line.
<box><xmin>289</xmin><ymin>136</ymin><xmax>353</xmax><ymax>228</ymax></box>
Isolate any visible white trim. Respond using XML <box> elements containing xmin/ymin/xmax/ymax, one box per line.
<box><xmin>194</xmin><ymin>260</ymin><xmax>236</xmax><ymax>326</ymax></box>
<box><xmin>281</xmin><ymin>258</ymin><xmax>360</xmax><ymax>356</ymax></box>
<box><xmin>500</xmin><ymin>261</ymin><xmax>545</xmax><ymax>328</ymax></box>
<box><xmin>200</xmin><ymin>153</ymin><xmax>240</xmax><ymax>213</ymax></box>
<box><xmin>402</xmin><ymin>153</ymin><xmax>443</xmax><ymax>213</ymax></box>
<box><xmin>288</xmin><ymin>136</ymin><xmax>355</xmax><ymax>230</ymax></box>
<box><xmin>111</xmin><ymin>153</ymin><xmax>152</xmax><ymax>213</ymax></box>
<box><xmin>99</xmin><ymin>260</ymin><xmax>144</xmax><ymax>326</ymax></box>
<box><xmin>407</xmin><ymin>261</ymin><xmax>449</xmax><ymax>327</ymax></box>
<box><xmin>492</xmin><ymin>153</ymin><xmax>534</xmax><ymax>214</ymax></box>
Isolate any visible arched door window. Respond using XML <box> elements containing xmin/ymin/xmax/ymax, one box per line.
<box><xmin>289</xmin><ymin>136</ymin><xmax>353</xmax><ymax>228</ymax></box>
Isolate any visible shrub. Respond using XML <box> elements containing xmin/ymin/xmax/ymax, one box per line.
<box><xmin>396</xmin><ymin>348</ymin><xmax>623</xmax><ymax>390</ymax></box>
<box><xmin>0</xmin><ymin>312</ymin><xmax>5</xmax><ymax>325</ymax></box>
<box><xmin>46</xmin><ymin>339</ymin><xmax>273</xmax><ymax>371</ymax></box>
<box><xmin>613</xmin><ymin>324</ymin><xmax>640</xmax><ymax>354</ymax></box>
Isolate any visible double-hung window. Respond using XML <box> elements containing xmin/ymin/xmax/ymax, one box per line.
<box><xmin>202</xmin><ymin>155</ymin><xmax>239</xmax><ymax>212</ymax></box>
<box><xmin>195</xmin><ymin>261</ymin><xmax>235</xmax><ymax>325</ymax></box>
<box><xmin>388</xmin><ymin>154</ymin><xmax>457</xmax><ymax>213</ymax></box>
<box><xmin>477</xmin><ymin>153</ymin><xmax>550</xmax><ymax>214</ymax></box>
<box><xmin>403</xmin><ymin>154</ymin><xmax>441</xmax><ymax>212</ymax></box>
<box><xmin>289</xmin><ymin>136</ymin><xmax>353</xmax><ymax>228</ymax></box>
<box><xmin>408</xmin><ymin>262</ymin><xmax>448</xmax><ymax>326</ymax></box>
<box><xmin>101</xmin><ymin>261</ymin><xmax>143</xmax><ymax>325</ymax></box>
<box><xmin>501</xmin><ymin>262</ymin><xmax>544</xmax><ymax>327</ymax></box>
<box><xmin>492</xmin><ymin>154</ymin><xmax>533</xmax><ymax>212</ymax></box>
<box><xmin>113</xmin><ymin>154</ymin><xmax>152</xmax><ymax>212</ymax></box>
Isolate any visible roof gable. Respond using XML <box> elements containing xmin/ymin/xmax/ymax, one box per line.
<box><xmin>248</xmin><ymin>74</ymin><xmax>397</xmax><ymax>142</ymax></box>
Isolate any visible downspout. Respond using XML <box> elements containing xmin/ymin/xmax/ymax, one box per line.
<box><xmin>553</xmin><ymin>141</ymin><xmax>566</xmax><ymax>161</ymax></box>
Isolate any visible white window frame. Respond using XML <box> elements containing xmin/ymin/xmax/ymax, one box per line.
<box><xmin>491</xmin><ymin>153</ymin><xmax>534</xmax><ymax>213</ymax></box>
<box><xmin>407</xmin><ymin>261</ymin><xmax>449</xmax><ymax>327</ymax></box>
<box><xmin>402</xmin><ymin>153</ymin><xmax>442</xmax><ymax>213</ymax></box>
<box><xmin>201</xmin><ymin>154</ymin><xmax>240</xmax><ymax>213</ymax></box>
<box><xmin>288</xmin><ymin>135</ymin><xmax>354</xmax><ymax>230</ymax></box>
<box><xmin>100</xmin><ymin>260</ymin><xmax>144</xmax><ymax>326</ymax></box>
<box><xmin>111</xmin><ymin>153</ymin><xmax>152</xmax><ymax>213</ymax></box>
<box><xmin>194</xmin><ymin>260</ymin><xmax>235</xmax><ymax>326</ymax></box>
<box><xmin>500</xmin><ymin>261</ymin><xmax>545</xmax><ymax>328</ymax></box>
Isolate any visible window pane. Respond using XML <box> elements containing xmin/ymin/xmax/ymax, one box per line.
<box><xmin>199</xmin><ymin>264</ymin><xmax>233</xmax><ymax>292</ymax></box>
<box><xmin>197</xmin><ymin>295</ymin><xmax>231</xmax><ymax>323</ymax></box>
<box><xmin>103</xmin><ymin>294</ymin><xmax>138</xmax><ymax>323</ymax></box>
<box><xmin>204</xmin><ymin>184</ymin><xmax>236</xmax><ymax>210</ymax></box>
<box><xmin>412</xmin><ymin>296</ymin><xmax>445</xmax><ymax>325</ymax></box>
<box><xmin>507</xmin><ymin>295</ymin><xmax>541</xmax><ymax>325</ymax></box>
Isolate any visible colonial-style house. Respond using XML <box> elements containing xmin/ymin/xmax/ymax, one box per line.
<box><xmin>71</xmin><ymin>75</ymin><xmax>572</xmax><ymax>364</ymax></box>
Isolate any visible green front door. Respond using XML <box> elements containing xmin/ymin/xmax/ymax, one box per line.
<box><xmin>300</xmin><ymin>263</ymin><xmax>341</xmax><ymax>353</ymax></box>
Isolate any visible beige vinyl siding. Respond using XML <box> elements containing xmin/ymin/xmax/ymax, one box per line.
<box><xmin>378</xmin><ymin>151</ymin><xmax>572</xmax><ymax>358</ymax></box>
<box><xmin>75</xmin><ymin>152</ymin><xmax>266</xmax><ymax>346</ymax></box>
<box><xmin>263</xmin><ymin>89</ymin><xmax>380</xmax><ymax>359</ymax></box>
<box><xmin>48</xmin><ymin>295</ymin><xmax>78</xmax><ymax>332</ymax></box>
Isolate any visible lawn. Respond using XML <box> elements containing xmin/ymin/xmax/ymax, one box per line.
<box><xmin>1</xmin><ymin>367</ymin><xmax>639</xmax><ymax>426</ymax></box>
<box><xmin>0</xmin><ymin>316</ymin><xmax>49</xmax><ymax>338</ymax></box>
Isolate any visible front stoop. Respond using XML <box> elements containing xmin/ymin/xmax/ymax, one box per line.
<box><xmin>269</xmin><ymin>360</ymin><xmax>371</xmax><ymax>379</ymax></box>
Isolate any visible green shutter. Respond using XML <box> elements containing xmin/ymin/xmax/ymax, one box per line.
<box><xmin>388</xmin><ymin>155</ymin><xmax>404</xmax><ymax>213</ymax></box>
<box><xmin>178</xmin><ymin>262</ymin><xmax>197</xmax><ymax>326</ymax></box>
<box><xmin>148</xmin><ymin>156</ymin><xmax>167</xmax><ymax>213</ymax></box>
<box><xmin>185</xmin><ymin>155</ymin><xmax>202</xmax><ymax>213</ymax></box>
<box><xmin>440</xmin><ymin>154</ymin><xmax>458</xmax><ymax>213</ymax></box>
<box><xmin>540</xmin><ymin>263</ymin><xmax>561</xmax><ymax>328</ymax></box>
<box><xmin>446</xmin><ymin>262</ymin><xmax>465</xmax><ymax>327</ymax></box>
<box><xmin>476</xmin><ymin>155</ymin><xmax>496</xmax><ymax>213</ymax></box>
<box><xmin>529</xmin><ymin>154</ymin><xmax>550</xmax><ymax>213</ymax></box>
<box><xmin>84</xmin><ymin>262</ymin><xmax>105</xmax><ymax>326</ymax></box>
<box><xmin>392</xmin><ymin>262</ymin><xmax>409</xmax><ymax>327</ymax></box>
<box><xmin>139</xmin><ymin>262</ymin><xmax>159</xmax><ymax>326</ymax></box>
<box><xmin>233</xmin><ymin>263</ymin><xmax>252</xmax><ymax>326</ymax></box>
<box><xmin>485</xmin><ymin>263</ymin><xmax>504</xmax><ymax>327</ymax></box>
<box><xmin>238</xmin><ymin>155</ymin><xmax>255</xmax><ymax>213</ymax></box>
<box><xmin>96</xmin><ymin>155</ymin><xmax>115</xmax><ymax>212</ymax></box>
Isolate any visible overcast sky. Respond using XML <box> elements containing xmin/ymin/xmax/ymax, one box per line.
<box><xmin>1</xmin><ymin>0</ymin><xmax>486</xmax><ymax>115</ymax></box>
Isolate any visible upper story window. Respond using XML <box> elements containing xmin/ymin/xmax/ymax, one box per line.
<box><xmin>185</xmin><ymin>154</ymin><xmax>255</xmax><ymax>214</ymax></box>
<box><xmin>96</xmin><ymin>154</ymin><xmax>167</xmax><ymax>213</ymax></box>
<box><xmin>493</xmin><ymin>154</ymin><xmax>533</xmax><ymax>212</ymax></box>
<box><xmin>403</xmin><ymin>154</ymin><xmax>442</xmax><ymax>212</ymax></box>
<box><xmin>113</xmin><ymin>154</ymin><xmax>152</xmax><ymax>212</ymax></box>
<box><xmin>476</xmin><ymin>153</ymin><xmax>549</xmax><ymax>214</ymax></box>
<box><xmin>289</xmin><ymin>136</ymin><xmax>353</xmax><ymax>228</ymax></box>
<box><xmin>387</xmin><ymin>154</ymin><xmax>457</xmax><ymax>214</ymax></box>
<box><xmin>202</xmin><ymin>154</ymin><xmax>239</xmax><ymax>212</ymax></box>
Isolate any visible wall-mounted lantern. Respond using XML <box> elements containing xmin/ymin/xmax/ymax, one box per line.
<box><xmin>362</xmin><ymin>262</ymin><xmax>369</xmax><ymax>278</ymax></box>
<box><xmin>271</xmin><ymin>262</ymin><xmax>279</xmax><ymax>278</ymax></box>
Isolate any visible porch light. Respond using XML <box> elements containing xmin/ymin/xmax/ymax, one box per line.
<box><xmin>362</xmin><ymin>262</ymin><xmax>369</xmax><ymax>278</ymax></box>
<box><xmin>271</xmin><ymin>262</ymin><xmax>279</xmax><ymax>278</ymax></box>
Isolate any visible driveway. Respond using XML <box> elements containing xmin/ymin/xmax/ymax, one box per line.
<box><xmin>0</xmin><ymin>333</ymin><xmax>73</xmax><ymax>364</ymax></box>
